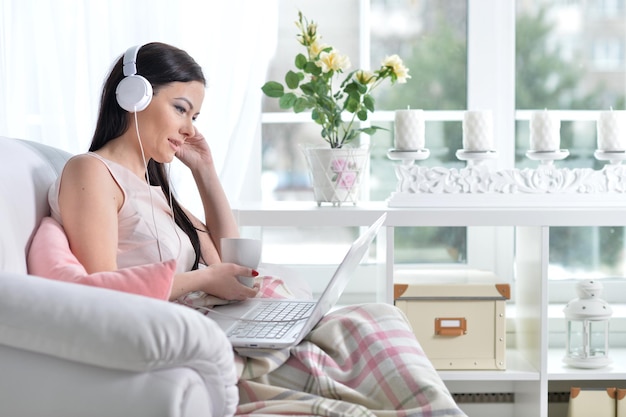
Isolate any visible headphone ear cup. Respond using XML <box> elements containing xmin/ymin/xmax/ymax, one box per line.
<box><xmin>116</xmin><ymin>74</ymin><xmax>153</xmax><ymax>112</ymax></box>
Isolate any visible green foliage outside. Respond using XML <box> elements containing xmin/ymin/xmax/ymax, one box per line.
<box><xmin>516</xmin><ymin>5</ymin><xmax>625</xmax><ymax>274</ymax></box>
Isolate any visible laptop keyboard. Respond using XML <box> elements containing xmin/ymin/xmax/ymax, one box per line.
<box><xmin>228</xmin><ymin>301</ymin><xmax>314</xmax><ymax>339</ymax></box>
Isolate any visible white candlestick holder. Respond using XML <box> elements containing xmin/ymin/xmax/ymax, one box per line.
<box><xmin>387</xmin><ymin>148</ymin><xmax>430</xmax><ymax>165</ymax></box>
<box><xmin>594</xmin><ymin>150</ymin><xmax>626</xmax><ymax>165</ymax></box>
<box><xmin>455</xmin><ymin>149</ymin><xmax>498</xmax><ymax>167</ymax></box>
<box><xmin>526</xmin><ymin>149</ymin><xmax>569</xmax><ymax>166</ymax></box>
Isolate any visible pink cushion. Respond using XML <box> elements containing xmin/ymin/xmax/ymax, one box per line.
<box><xmin>27</xmin><ymin>217</ymin><xmax>176</xmax><ymax>300</ymax></box>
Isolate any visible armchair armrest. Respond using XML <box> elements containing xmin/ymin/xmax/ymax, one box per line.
<box><xmin>0</xmin><ymin>272</ymin><xmax>238</xmax><ymax>416</ymax></box>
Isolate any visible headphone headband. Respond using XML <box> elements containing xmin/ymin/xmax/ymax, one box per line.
<box><xmin>122</xmin><ymin>44</ymin><xmax>142</xmax><ymax>77</ymax></box>
<box><xmin>116</xmin><ymin>44</ymin><xmax>153</xmax><ymax>112</ymax></box>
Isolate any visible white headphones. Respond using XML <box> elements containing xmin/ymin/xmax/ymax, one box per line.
<box><xmin>115</xmin><ymin>44</ymin><xmax>153</xmax><ymax>112</ymax></box>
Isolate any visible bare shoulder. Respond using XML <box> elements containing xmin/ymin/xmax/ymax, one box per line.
<box><xmin>63</xmin><ymin>153</ymin><xmax>107</xmax><ymax>175</ymax></box>
<box><xmin>60</xmin><ymin>153</ymin><xmax>120</xmax><ymax>198</ymax></box>
<box><xmin>62</xmin><ymin>154</ymin><xmax>110</xmax><ymax>183</ymax></box>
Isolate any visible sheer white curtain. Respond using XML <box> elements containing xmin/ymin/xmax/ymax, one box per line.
<box><xmin>0</xmin><ymin>0</ymin><xmax>277</xmax><ymax>207</ymax></box>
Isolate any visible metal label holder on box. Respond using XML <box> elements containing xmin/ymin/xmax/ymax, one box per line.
<box><xmin>394</xmin><ymin>282</ymin><xmax>510</xmax><ymax>370</ymax></box>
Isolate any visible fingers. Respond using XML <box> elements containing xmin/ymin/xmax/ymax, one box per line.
<box><xmin>243</xmin><ymin>267</ymin><xmax>259</xmax><ymax>278</ymax></box>
<box><xmin>231</xmin><ymin>265</ymin><xmax>259</xmax><ymax>278</ymax></box>
<box><xmin>233</xmin><ymin>281</ymin><xmax>258</xmax><ymax>301</ymax></box>
<box><xmin>242</xmin><ymin>284</ymin><xmax>259</xmax><ymax>298</ymax></box>
<box><xmin>208</xmin><ymin>263</ymin><xmax>260</xmax><ymax>301</ymax></box>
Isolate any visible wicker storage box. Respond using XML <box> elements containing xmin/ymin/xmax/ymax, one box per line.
<box><xmin>394</xmin><ymin>282</ymin><xmax>510</xmax><ymax>370</ymax></box>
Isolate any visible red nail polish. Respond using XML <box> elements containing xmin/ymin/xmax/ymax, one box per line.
<box><xmin>252</xmin><ymin>270</ymin><xmax>259</xmax><ymax>277</ymax></box>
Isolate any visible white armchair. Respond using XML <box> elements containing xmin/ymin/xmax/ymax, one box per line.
<box><xmin>0</xmin><ymin>136</ymin><xmax>239</xmax><ymax>417</ymax></box>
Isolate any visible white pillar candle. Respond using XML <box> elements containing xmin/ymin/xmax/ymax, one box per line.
<box><xmin>462</xmin><ymin>110</ymin><xmax>493</xmax><ymax>151</ymax></box>
<box><xmin>394</xmin><ymin>109</ymin><xmax>425</xmax><ymax>150</ymax></box>
<box><xmin>597</xmin><ymin>110</ymin><xmax>626</xmax><ymax>151</ymax></box>
<box><xmin>530</xmin><ymin>110</ymin><xmax>560</xmax><ymax>151</ymax></box>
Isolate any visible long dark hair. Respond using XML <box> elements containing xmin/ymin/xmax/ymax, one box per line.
<box><xmin>90</xmin><ymin>42</ymin><xmax>207</xmax><ymax>270</ymax></box>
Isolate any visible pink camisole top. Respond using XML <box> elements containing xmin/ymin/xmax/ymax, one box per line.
<box><xmin>48</xmin><ymin>152</ymin><xmax>195</xmax><ymax>273</ymax></box>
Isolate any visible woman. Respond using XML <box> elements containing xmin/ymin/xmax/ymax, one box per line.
<box><xmin>45</xmin><ymin>42</ymin><xmax>465</xmax><ymax>417</ymax></box>
<box><xmin>50</xmin><ymin>42</ymin><xmax>258</xmax><ymax>302</ymax></box>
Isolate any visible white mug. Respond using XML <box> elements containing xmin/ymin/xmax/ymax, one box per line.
<box><xmin>220</xmin><ymin>237</ymin><xmax>262</xmax><ymax>287</ymax></box>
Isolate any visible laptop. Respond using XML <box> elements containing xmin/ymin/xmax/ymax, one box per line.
<box><xmin>207</xmin><ymin>213</ymin><xmax>386</xmax><ymax>349</ymax></box>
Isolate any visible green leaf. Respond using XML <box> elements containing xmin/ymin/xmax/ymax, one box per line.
<box><xmin>279</xmin><ymin>93</ymin><xmax>297</xmax><ymax>109</ymax></box>
<box><xmin>314</xmin><ymin>81</ymin><xmax>328</xmax><ymax>97</ymax></box>
<box><xmin>261</xmin><ymin>81</ymin><xmax>284</xmax><ymax>98</ymax></box>
<box><xmin>293</xmin><ymin>97</ymin><xmax>309</xmax><ymax>113</ymax></box>
<box><xmin>357</xmin><ymin>109</ymin><xmax>368</xmax><ymax>121</ymax></box>
<box><xmin>285</xmin><ymin>71</ymin><xmax>301</xmax><ymax>89</ymax></box>
<box><xmin>345</xmin><ymin>97</ymin><xmax>359</xmax><ymax>113</ymax></box>
<box><xmin>295</xmin><ymin>53</ymin><xmax>307</xmax><ymax>69</ymax></box>
<box><xmin>339</xmin><ymin>70</ymin><xmax>358</xmax><ymax>88</ymax></box>
<box><xmin>347</xmin><ymin>89</ymin><xmax>361</xmax><ymax>104</ymax></box>
<box><xmin>359</xmin><ymin>126</ymin><xmax>387</xmax><ymax>136</ymax></box>
<box><xmin>343</xmin><ymin>82</ymin><xmax>358</xmax><ymax>93</ymax></box>
<box><xmin>300</xmin><ymin>82</ymin><xmax>315</xmax><ymax>95</ymax></box>
<box><xmin>363</xmin><ymin>94</ymin><xmax>375</xmax><ymax>112</ymax></box>
<box><xmin>304</xmin><ymin>61</ymin><xmax>321</xmax><ymax>76</ymax></box>
<box><xmin>345</xmin><ymin>130</ymin><xmax>359</xmax><ymax>142</ymax></box>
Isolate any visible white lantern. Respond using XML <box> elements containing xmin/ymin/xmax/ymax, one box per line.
<box><xmin>563</xmin><ymin>280</ymin><xmax>612</xmax><ymax>369</ymax></box>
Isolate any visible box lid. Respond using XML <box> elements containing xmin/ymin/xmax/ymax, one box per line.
<box><xmin>394</xmin><ymin>283</ymin><xmax>510</xmax><ymax>300</ymax></box>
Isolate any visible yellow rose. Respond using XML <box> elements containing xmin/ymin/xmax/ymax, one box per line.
<box><xmin>309</xmin><ymin>40</ymin><xmax>329</xmax><ymax>58</ymax></box>
<box><xmin>356</xmin><ymin>70</ymin><xmax>375</xmax><ymax>85</ymax></box>
<box><xmin>317</xmin><ymin>50</ymin><xmax>351</xmax><ymax>73</ymax></box>
<box><xmin>382</xmin><ymin>54</ymin><xmax>411</xmax><ymax>83</ymax></box>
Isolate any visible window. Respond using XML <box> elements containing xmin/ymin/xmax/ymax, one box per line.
<box><xmin>260</xmin><ymin>0</ymin><xmax>470</xmax><ymax>273</ymax></box>
<box><xmin>515</xmin><ymin>1</ymin><xmax>626</xmax><ymax>296</ymax></box>
<box><xmin>257</xmin><ymin>0</ymin><xmax>626</xmax><ymax>307</ymax></box>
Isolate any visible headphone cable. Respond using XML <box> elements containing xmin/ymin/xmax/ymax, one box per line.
<box><xmin>134</xmin><ymin>110</ymin><xmax>164</xmax><ymax>262</ymax></box>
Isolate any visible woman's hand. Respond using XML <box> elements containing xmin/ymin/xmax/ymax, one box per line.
<box><xmin>201</xmin><ymin>263</ymin><xmax>259</xmax><ymax>301</ymax></box>
<box><xmin>176</xmin><ymin>128</ymin><xmax>213</xmax><ymax>170</ymax></box>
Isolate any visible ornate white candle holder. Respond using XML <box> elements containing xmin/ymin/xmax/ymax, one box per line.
<box><xmin>387</xmin><ymin>163</ymin><xmax>626</xmax><ymax>207</ymax></box>
<box><xmin>387</xmin><ymin>109</ymin><xmax>626</xmax><ymax>207</ymax></box>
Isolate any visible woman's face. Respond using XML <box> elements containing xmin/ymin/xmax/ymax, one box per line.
<box><xmin>136</xmin><ymin>80</ymin><xmax>205</xmax><ymax>163</ymax></box>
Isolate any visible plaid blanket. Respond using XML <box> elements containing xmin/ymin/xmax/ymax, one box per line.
<box><xmin>225</xmin><ymin>277</ymin><xmax>466</xmax><ymax>417</ymax></box>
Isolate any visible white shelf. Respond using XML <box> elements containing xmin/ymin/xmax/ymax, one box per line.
<box><xmin>547</xmin><ymin>348</ymin><xmax>626</xmax><ymax>380</ymax></box>
<box><xmin>439</xmin><ymin>350</ymin><xmax>539</xmax><ymax>381</ymax></box>
<box><xmin>232</xmin><ymin>201</ymin><xmax>626</xmax><ymax>417</ymax></box>
<box><xmin>233</xmin><ymin>201</ymin><xmax>626</xmax><ymax>227</ymax></box>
